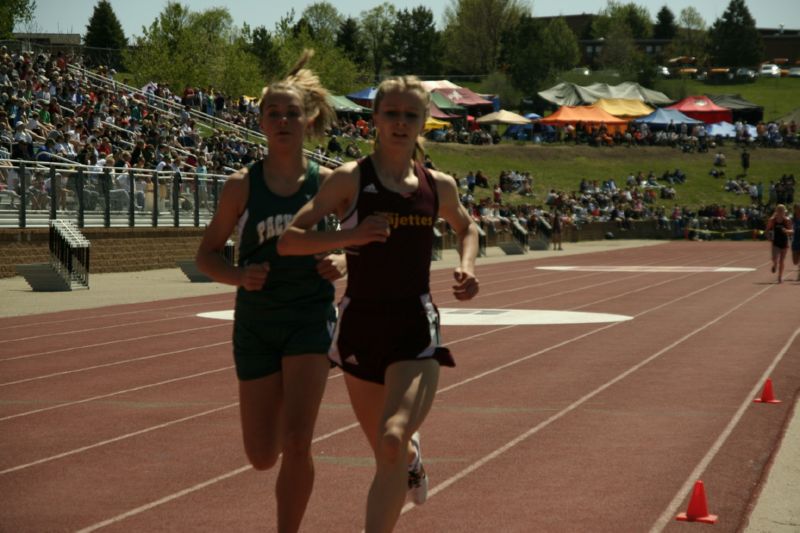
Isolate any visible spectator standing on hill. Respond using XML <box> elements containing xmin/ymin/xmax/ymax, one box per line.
<box><xmin>195</xmin><ymin>50</ymin><xmax>345</xmax><ymax>533</ymax></box>
<box><xmin>278</xmin><ymin>75</ymin><xmax>479</xmax><ymax>533</ymax></box>
<box><xmin>765</xmin><ymin>204</ymin><xmax>793</xmax><ymax>283</ymax></box>
<box><xmin>741</xmin><ymin>148</ymin><xmax>750</xmax><ymax>176</ymax></box>
<box><xmin>551</xmin><ymin>209</ymin><xmax>563</xmax><ymax>250</ymax></box>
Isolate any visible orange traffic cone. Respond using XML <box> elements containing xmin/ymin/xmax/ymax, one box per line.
<box><xmin>754</xmin><ymin>378</ymin><xmax>781</xmax><ymax>404</ymax></box>
<box><xmin>676</xmin><ymin>480</ymin><xmax>718</xmax><ymax>523</ymax></box>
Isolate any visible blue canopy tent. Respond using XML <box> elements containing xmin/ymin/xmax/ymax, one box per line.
<box><xmin>503</xmin><ymin>114</ymin><xmax>553</xmax><ymax>142</ymax></box>
<box><xmin>633</xmin><ymin>108</ymin><xmax>703</xmax><ymax>129</ymax></box>
<box><xmin>707</xmin><ymin>121</ymin><xmax>758</xmax><ymax>139</ymax></box>
<box><xmin>346</xmin><ymin>87</ymin><xmax>378</xmax><ymax>108</ymax></box>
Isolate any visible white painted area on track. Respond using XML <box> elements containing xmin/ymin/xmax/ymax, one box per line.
<box><xmin>198</xmin><ymin>308</ymin><xmax>632</xmax><ymax>326</ymax></box>
<box><xmin>538</xmin><ymin>265</ymin><xmax>755</xmax><ymax>273</ymax></box>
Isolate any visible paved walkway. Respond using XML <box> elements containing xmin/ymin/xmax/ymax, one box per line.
<box><xmin>1</xmin><ymin>239</ymin><xmax>796</xmax><ymax>531</ymax></box>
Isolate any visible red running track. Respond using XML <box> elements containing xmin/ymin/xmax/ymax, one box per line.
<box><xmin>0</xmin><ymin>241</ymin><xmax>798</xmax><ymax>532</ymax></box>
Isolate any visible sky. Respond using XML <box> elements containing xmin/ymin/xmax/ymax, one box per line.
<box><xmin>22</xmin><ymin>0</ymin><xmax>800</xmax><ymax>38</ymax></box>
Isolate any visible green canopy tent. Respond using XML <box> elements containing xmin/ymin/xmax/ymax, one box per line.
<box><xmin>327</xmin><ymin>94</ymin><xmax>372</xmax><ymax>115</ymax></box>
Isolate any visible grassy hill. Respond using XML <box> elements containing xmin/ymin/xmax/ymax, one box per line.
<box><xmin>425</xmin><ymin>142</ymin><xmax>799</xmax><ymax>210</ymax></box>
<box><xmin>655</xmin><ymin>77</ymin><xmax>800</xmax><ymax>122</ymax></box>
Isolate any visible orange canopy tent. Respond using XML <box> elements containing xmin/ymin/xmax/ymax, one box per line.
<box><xmin>539</xmin><ymin>105</ymin><xmax>629</xmax><ymax>133</ymax></box>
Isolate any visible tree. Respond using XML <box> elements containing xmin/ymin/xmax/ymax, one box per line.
<box><xmin>125</xmin><ymin>3</ymin><xmax>262</xmax><ymax>99</ymax></box>
<box><xmin>359</xmin><ymin>3</ymin><xmax>396</xmax><ymax>83</ymax></box>
<box><xmin>669</xmin><ymin>7</ymin><xmax>708</xmax><ymax>66</ymax></box>
<box><xmin>336</xmin><ymin>17</ymin><xmax>367</xmax><ymax>67</ymax></box>
<box><xmin>241</xmin><ymin>24</ymin><xmax>284</xmax><ymax>82</ymax></box>
<box><xmin>653</xmin><ymin>6</ymin><xmax>677</xmax><ymax>39</ymax></box>
<box><xmin>277</xmin><ymin>28</ymin><xmax>361</xmax><ymax>94</ymax></box>
<box><xmin>84</xmin><ymin>0</ymin><xmax>127</xmax><ymax>69</ymax></box>
<box><xmin>442</xmin><ymin>0</ymin><xmax>530</xmax><ymax>74</ymax></box>
<box><xmin>0</xmin><ymin>0</ymin><xmax>36</xmax><ymax>39</ymax></box>
<box><xmin>387</xmin><ymin>7</ymin><xmax>441</xmax><ymax>76</ymax></box>
<box><xmin>503</xmin><ymin>16</ymin><xmax>578</xmax><ymax>95</ymax></box>
<box><xmin>300</xmin><ymin>2</ymin><xmax>343</xmax><ymax>46</ymax></box>
<box><xmin>592</xmin><ymin>1</ymin><xmax>652</xmax><ymax>40</ymax></box>
<box><xmin>597</xmin><ymin>17</ymin><xmax>641</xmax><ymax>74</ymax></box>
<box><xmin>708</xmin><ymin>0</ymin><xmax>764</xmax><ymax>67</ymax></box>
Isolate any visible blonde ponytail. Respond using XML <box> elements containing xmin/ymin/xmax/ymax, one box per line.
<box><xmin>258</xmin><ymin>49</ymin><xmax>335</xmax><ymax>138</ymax></box>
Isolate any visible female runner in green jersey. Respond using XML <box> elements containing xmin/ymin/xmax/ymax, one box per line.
<box><xmin>196</xmin><ymin>50</ymin><xmax>344</xmax><ymax>533</ymax></box>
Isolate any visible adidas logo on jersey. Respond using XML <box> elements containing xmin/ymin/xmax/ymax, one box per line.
<box><xmin>344</xmin><ymin>355</ymin><xmax>359</xmax><ymax>365</ymax></box>
<box><xmin>362</xmin><ymin>183</ymin><xmax>378</xmax><ymax>194</ymax></box>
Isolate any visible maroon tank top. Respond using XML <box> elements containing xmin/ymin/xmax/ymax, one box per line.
<box><xmin>340</xmin><ymin>156</ymin><xmax>439</xmax><ymax>301</ymax></box>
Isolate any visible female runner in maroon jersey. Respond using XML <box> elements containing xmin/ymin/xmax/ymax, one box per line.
<box><xmin>278</xmin><ymin>76</ymin><xmax>479</xmax><ymax>532</ymax></box>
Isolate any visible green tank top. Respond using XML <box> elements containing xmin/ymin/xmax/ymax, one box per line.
<box><xmin>235</xmin><ymin>159</ymin><xmax>334</xmax><ymax>320</ymax></box>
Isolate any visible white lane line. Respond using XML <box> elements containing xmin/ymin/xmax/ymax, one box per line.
<box><xmin>0</xmin><ymin>295</ymin><xmax>235</xmax><ymax>332</ymax></box>
<box><xmin>0</xmin><ymin>403</ymin><xmax>238</xmax><ymax>474</ymax></box>
<box><xmin>1</xmin><ymin>371</ymin><xmax>348</xmax><ymax>474</ymax></box>
<box><xmin>3</xmin><ymin>313</ymin><xmax>215</xmax><ymax>343</ymax></box>
<box><xmin>72</xmin><ymin>261</ymin><xmax>759</xmax><ymax>531</ymax></box>
<box><xmin>649</xmin><ymin>326</ymin><xmax>800</xmax><ymax>533</ymax></box>
<box><xmin>0</xmin><ymin>323</ymin><xmax>229</xmax><ymax>362</ymax></box>
<box><xmin>73</xmin><ymin>422</ymin><xmax>361</xmax><ymax>533</ymax></box>
<box><xmin>538</xmin><ymin>265</ymin><xmax>755</xmax><ymax>273</ymax></box>
<box><xmin>0</xmin><ymin>367</ymin><xmax>232</xmax><ymax>422</ymax></box>
<box><xmin>0</xmin><ymin>341</ymin><xmax>230</xmax><ymax>388</ymax></box>
<box><xmin>399</xmin><ymin>283</ymin><xmax>774</xmax><ymax>518</ymax></box>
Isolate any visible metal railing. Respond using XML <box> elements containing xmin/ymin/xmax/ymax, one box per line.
<box><xmin>1</xmin><ymin>159</ymin><xmax>227</xmax><ymax>228</ymax></box>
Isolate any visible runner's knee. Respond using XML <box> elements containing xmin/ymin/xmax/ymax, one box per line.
<box><xmin>378</xmin><ymin>427</ymin><xmax>404</xmax><ymax>465</ymax></box>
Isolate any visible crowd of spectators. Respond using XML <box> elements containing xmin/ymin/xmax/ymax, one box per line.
<box><xmin>0</xmin><ymin>44</ymin><xmax>795</xmax><ymax>244</ymax></box>
<box><xmin>449</xmin><ymin>157</ymin><xmax>784</xmax><ymax>243</ymax></box>
<box><xmin>0</xmin><ymin>46</ymin><xmax>381</xmax><ymax>212</ymax></box>
<box><xmin>429</xmin><ymin>114</ymin><xmax>799</xmax><ymax>150</ymax></box>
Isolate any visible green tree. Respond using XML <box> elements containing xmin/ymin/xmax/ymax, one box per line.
<box><xmin>653</xmin><ymin>6</ymin><xmax>677</xmax><ymax>39</ymax></box>
<box><xmin>359</xmin><ymin>3</ymin><xmax>396</xmax><ymax>83</ymax></box>
<box><xmin>669</xmin><ymin>7</ymin><xmax>708</xmax><ymax>66</ymax></box>
<box><xmin>708</xmin><ymin>0</ymin><xmax>764</xmax><ymax>67</ymax></box>
<box><xmin>597</xmin><ymin>17</ymin><xmax>642</xmax><ymax>74</ymax></box>
<box><xmin>387</xmin><ymin>7</ymin><xmax>441</xmax><ymax>76</ymax></box>
<box><xmin>300</xmin><ymin>2</ymin><xmax>342</xmax><ymax>46</ymax></box>
<box><xmin>336</xmin><ymin>17</ymin><xmax>367</xmax><ymax>67</ymax></box>
<box><xmin>503</xmin><ymin>16</ymin><xmax>578</xmax><ymax>95</ymax></box>
<box><xmin>442</xmin><ymin>0</ymin><xmax>530</xmax><ymax>74</ymax></box>
<box><xmin>125</xmin><ymin>3</ymin><xmax>262</xmax><ymax>99</ymax></box>
<box><xmin>0</xmin><ymin>0</ymin><xmax>36</xmax><ymax>39</ymax></box>
<box><xmin>592</xmin><ymin>1</ymin><xmax>653</xmax><ymax>40</ymax></box>
<box><xmin>277</xmin><ymin>28</ymin><xmax>361</xmax><ymax>94</ymax></box>
<box><xmin>84</xmin><ymin>0</ymin><xmax>127</xmax><ymax>69</ymax></box>
<box><xmin>241</xmin><ymin>24</ymin><xmax>284</xmax><ymax>82</ymax></box>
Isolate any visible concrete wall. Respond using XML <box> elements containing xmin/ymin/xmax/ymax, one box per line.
<box><xmin>1</xmin><ymin>227</ymin><xmax>206</xmax><ymax>278</ymax></box>
<box><xmin>0</xmin><ymin>220</ymin><xmax>689</xmax><ymax>279</ymax></box>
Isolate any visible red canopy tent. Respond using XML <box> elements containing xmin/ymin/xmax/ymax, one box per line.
<box><xmin>666</xmin><ymin>95</ymin><xmax>732</xmax><ymax>124</ymax></box>
<box><xmin>433</xmin><ymin>88</ymin><xmax>493</xmax><ymax>112</ymax></box>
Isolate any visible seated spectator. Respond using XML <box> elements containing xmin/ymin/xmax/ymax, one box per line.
<box><xmin>474</xmin><ymin>170</ymin><xmax>489</xmax><ymax>188</ymax></box>
<box><xmin>327</xmin><ymin>135</ymin><xmax>342</xmax><ymax>155</ymax></box>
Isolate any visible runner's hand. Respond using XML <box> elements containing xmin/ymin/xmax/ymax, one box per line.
<box><xmin>351</xmin><ymin>215</ymin><xmax>391</xmax><ymax>246</ymax></box>
<box><xmin>239</xmin><ymin>262</ymin><xmax>269</xmax><ymax>291</ymax></box>
<box><xmin>316</xmin><ymin>253</ymin><xmax>347</xmax><ymax>281</ymax></box>
<box><xmin>452</xmin><ymin>268</ymin><xmax>479</xmax><ymax>301</ymax></box>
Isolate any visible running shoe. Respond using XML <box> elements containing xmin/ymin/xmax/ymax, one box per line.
<box><xmin>408</xmin><ymin>431</ymin><xmax>428</xmax><ymax>505</ymax></box>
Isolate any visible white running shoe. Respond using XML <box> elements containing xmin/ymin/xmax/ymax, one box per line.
<box><xmin>408</xmin><ymin>431</ymin><xmax>428</xmax><ymax>505</ymax></box>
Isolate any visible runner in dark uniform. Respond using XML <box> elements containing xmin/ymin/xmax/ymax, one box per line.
<box><xmin>278</xmin><ymin>76</ymin><xmax>480</xmax><ymax>533</ymax></box>
<box><xmin>195</xmin><ymin>50</ymin><xmax>344</xmax><ymax>533</ymax></box>
<box><xmin>766</xmin><ymin>204</ymin><xmax>793</xmax><ymax>283</ymax></box>
<box><xmin>331</xmin><ymin>155</ymin><xmax>454</xmax><ymax>383</ymax></box>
